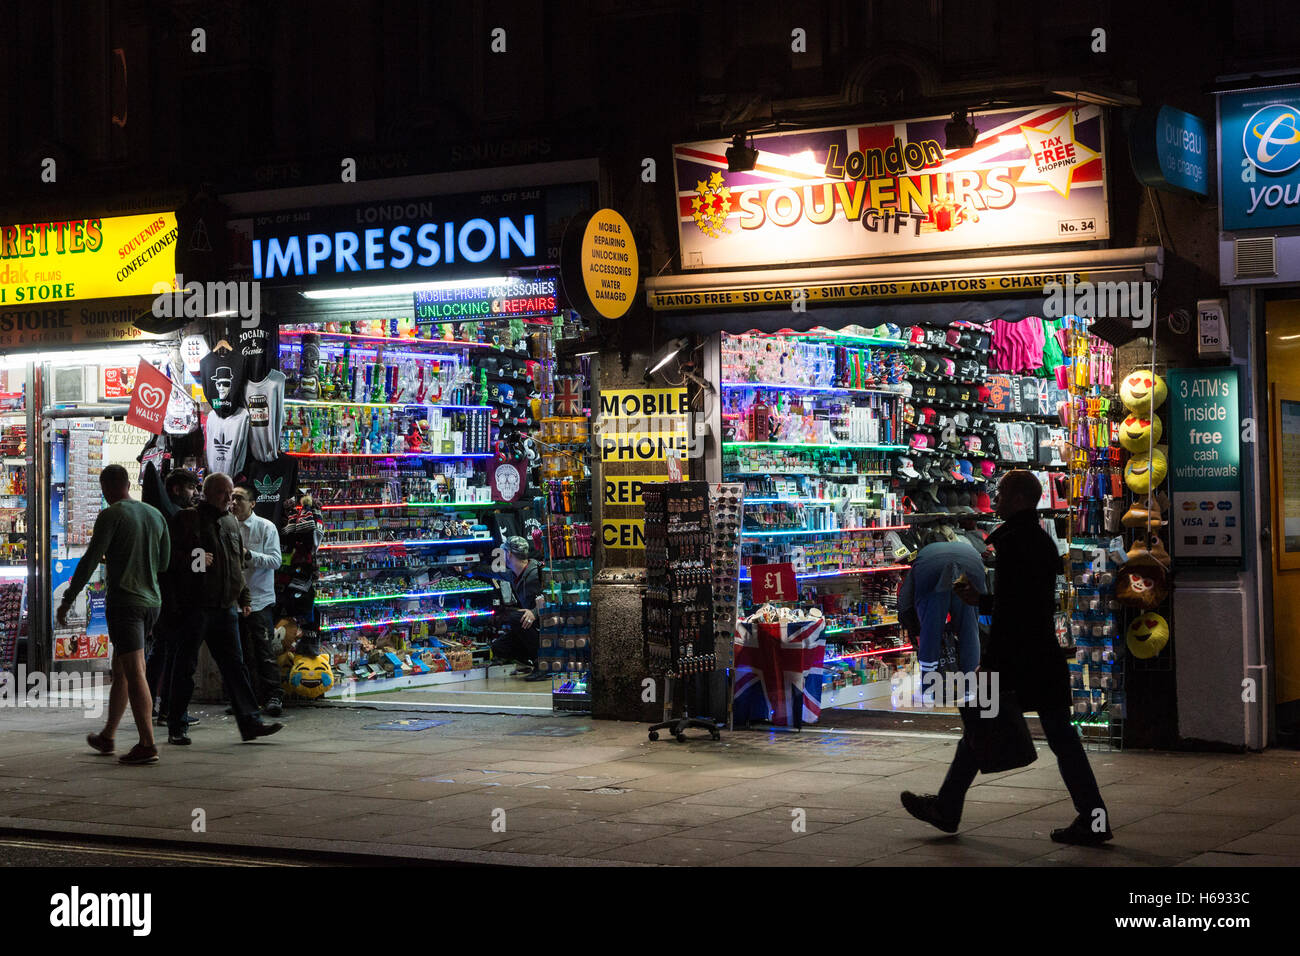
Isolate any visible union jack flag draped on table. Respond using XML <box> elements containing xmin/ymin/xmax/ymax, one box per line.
<box><xmin>555</xmin><ymin>377</ymin><xmax>583</xmax><ymax>417</ymax></box>
<box><xmin>733</xmin><ymin>618</ymin><xmax>826</xmax><ymax>727</ymax></box>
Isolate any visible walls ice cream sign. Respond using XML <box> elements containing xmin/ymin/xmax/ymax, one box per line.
<box><xmin>674</xmin><ymin>104</ymin><xmax>1108</xmax><ymax>269</ymax></box>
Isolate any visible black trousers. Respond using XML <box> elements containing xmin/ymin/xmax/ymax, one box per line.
<box><xmin>490</xmin><ymin>620</ymin><xmax>539</xmax><ymax>666</ymax></box>
<box><xmin>145</xmin><ymin>611</ymin><xmax>178</xmax><ymax>708</ymax></box>
<box><xmin>167</xmin><ymin>606</ymin><xmax>262</xmax><ymax>736</ymax></box>
<box><xmin>238</xmin><ymin>606</ymin><xmax>281</xmax><ymax>706</ymax></box>
<box><xmin>937</xmin><ymin>705</ymin><xmax>1107</xmax><ymax>822</ymax></box>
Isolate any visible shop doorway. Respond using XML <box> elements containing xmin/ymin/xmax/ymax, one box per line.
<box><xmin>1264</xmin><ymin>299</ymin><xmax>1300</xmax><ymax>734</ymax></box>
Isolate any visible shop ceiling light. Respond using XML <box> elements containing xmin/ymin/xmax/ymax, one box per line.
<box><xmin>301</xmin><ymin>277</ymin><xmax>511</xmax><ymax>300</ymax></box>
<box><xmin>944</xmin><ymin>110</ymin><xmax>980</xmax><ymax>150</ymax></box>
<box><xmin>726</xmin><ymin>133</ymin><xmax>759</xmax><ymax>172</ymax></box>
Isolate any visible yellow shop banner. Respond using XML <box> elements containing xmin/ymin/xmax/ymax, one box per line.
<box><xmin>0</xmin><ymin>212</ymin><xmax>178</xmax><ymax>306</ymax></box>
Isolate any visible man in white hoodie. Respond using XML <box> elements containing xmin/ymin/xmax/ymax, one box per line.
<box><xmin>232</xmin><ymin>482</ymin><xmax>285</xmax><ymax>716</ymax></box>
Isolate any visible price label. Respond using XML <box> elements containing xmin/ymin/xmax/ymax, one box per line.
<box><xmin>750</xmin><ymin>562</ymin><xmax>796</xmax><ymax>604</ymax></box>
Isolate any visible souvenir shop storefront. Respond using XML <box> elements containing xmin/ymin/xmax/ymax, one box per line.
<box><xmin>0</xmin><ymin>210</ymin><xmax>184</xmax><ymax>682</ymax></box>
<box><xmin>205</xmin><ymin>165</ymin><xmax>602</xmax><ymax>714</ymax></box>
<box><xmin>636</xmin><ymin>103</ymin><xmax>1187</xmax><ymax>748</ymax></box>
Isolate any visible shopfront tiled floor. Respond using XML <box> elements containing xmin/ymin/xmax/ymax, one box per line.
<box><xmin>1</xmin><ymin>702</ymin><xmax>1299</xmax><ymax>866</ymax></box>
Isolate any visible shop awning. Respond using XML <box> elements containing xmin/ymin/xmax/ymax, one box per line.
<box><xmin>644</xmin><ymin>246</ymin><xmax>1163</xmax><ymax>334</ymax></box>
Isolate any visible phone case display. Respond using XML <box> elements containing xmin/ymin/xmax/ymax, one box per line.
<box><xmin>537</xmin><ymin>355</ymin><xmax>594</xmax><ymax>710</ymax></box>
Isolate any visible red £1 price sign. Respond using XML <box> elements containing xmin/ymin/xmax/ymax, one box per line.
<box><xmin>750</xmin><ymin>562</ymin><xmax>796</xmax><ymax>604</ymax></box>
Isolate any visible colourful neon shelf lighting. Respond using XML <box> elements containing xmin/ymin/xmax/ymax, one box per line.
<box><xmin>286</xmin><ymin>451</ymin><xmax>493</xmax><ymax>459</ymax></box>
<box><xmin>740</xmin><ymin>525</ymin><xmax>908</xmax><ymax>537</ymax></box>
<box><xmin>721</xmin><ymin>382</ymin><xmax>905</xmax><ymax>396</ymax></box>
<box><xmin>823</xmin><ymin>620</ymin><xmax>902</xmax><ymax>636</ymax></box>
<box><xmin>285</xmin><ymin>399</ymin><xmax>490</xmax><ymax>411</ymax></box>
<box><xmin>320</xmin><ymin>501</ymin><xmax>496</xmax><ymax>511</ymax></box>
<box><xmin>739</xmin><ymin>563</ymin><xmax>909</xmax><ymax>583</ymax></box>
<box><xmin>824</xmin><ymin>643</ymin><xmax>914</xmax><ymax>663</ymax></box>
<box><xmin>279</xmin><ymin>329</ymin><xmax>492</xmax><ymax>348</ymax></box>
<box><xmin>724</xmin><ymin>442</ymin><xmax>909</xmax><ymax>451</ymax></box>
<box><xmin>743</xmin><ymin>497</ymin><xmax>874</xmax><ymax>505</ymax></box>
<box><xmin>315</xmin><ymin>586</ymin><xmax>493</xmax><ymax>605</ymax></box>
<box><xmin>319</xmin><ymin>609</ymin><xmax>494</xmax><ymax>632</ymax></box>
<box><xmin>318</xmin><ymin>537</ymin><xmax>494</xmax><ymax>550</ymax></box>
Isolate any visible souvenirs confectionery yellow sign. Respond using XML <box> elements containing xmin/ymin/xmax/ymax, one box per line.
<box><xmin>0</xmin><ymin>212</ymin><xmax>178</xmax><ymax>307</ymax></box>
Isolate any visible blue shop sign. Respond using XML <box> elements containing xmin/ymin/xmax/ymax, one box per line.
<box><xmin>1130</xmin><ymin>106</ymin><xmax>1208</xmax><ymax>196</ymax></box>
<box><xmin>1219</xmin><ymin>86</ymin><xmax>1300</xmax><ymax>231</ymax></box>
<box><xmin>248</xmin><ymin>189</ymin><xmax>548</xmax><ymax>286</ymax></box>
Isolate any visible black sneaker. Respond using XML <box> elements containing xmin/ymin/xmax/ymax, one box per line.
<box><xmin>900</xmin><ymin>791</ymin><xmax>960</xmax><ymax>834</ymax></box>
<box><xmin>167</xmin><ymin>731</ymin><xmax>191</xmax><ymax>745</ymax></box>
<box><xmin>1050</xmin><ymin>813</ymin><xmax>1114</xmax><ymax>847</ymax></box>
<box><xmin>241</xmin><ymin>721</ymin><xmax>284</xmax><ymax>742</ymax></box>
<box><xmin>523</xmin><ymin>670</ymin><xmax>550</xmax><ymax>683</ymax></box>
<box><xmin>262</xmin><ymin>698</ymin><xmax>283</xmax><ymax>717</ymax></box>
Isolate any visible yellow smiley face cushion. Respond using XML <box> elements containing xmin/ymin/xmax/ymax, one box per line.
<box><xmin>1127</xmin><ymin>613</ymin><xmax>1170</xmax><ymax>659</ymax></box>
<box><xmin>1120</xmin><ymin>369</ymin><xmax>1168</xmax><ymax>413</ymax></box>
<box><xmin>1124</xmin><ymin>447</ymin><xmax>1168</xmax><ymax>493</ymax></box>
<box><xmin>1119</xmin><ymin>413</ymin><xmax>1163</xmax><ymax>453</ymax></box>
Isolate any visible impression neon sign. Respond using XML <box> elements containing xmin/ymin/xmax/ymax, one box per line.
<box><xmin>252</xmin><ymin>215</ymin><xmax>537</xmax><ymax>280</ymax></box>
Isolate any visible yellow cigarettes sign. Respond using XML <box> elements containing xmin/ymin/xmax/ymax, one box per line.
<box><xmin>0</xmin><ymin>212</ymin><xmax>178</xmax><ymax>306</ymax></box>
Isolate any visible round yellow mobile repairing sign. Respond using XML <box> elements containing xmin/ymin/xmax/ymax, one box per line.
<box><xmin>579</xmin><ymin>209</ymin><xmax>638</xmax><ymax>319</ymax></box>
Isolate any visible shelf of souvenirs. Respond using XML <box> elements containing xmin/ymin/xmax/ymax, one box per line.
<box><xmin>822</xmin><ymin>616</ymin><xmax>902</xmax><ymax>638</ymax></box>
<box><xmin>824</xmin><ymin>639</ymin><xmax>913</xmax><ymax>664</ymax></box>
<box><xmin>318</xmin><ymin>607</ymin><xmax>495</xmax><ymax>633</ymax></box>
<box><xmin>774</xmin><ymin>332</ymin><xmax>909</xmax><ymax>349</ymax></box>
<box><xmin>317</xmin><ymin>534</ymin><xmax>495</xmax><ymax>551</ymax></box>
<box><xmin>720</xmin><ymin>381</ymin><xmax>907</xmax><ymax>397</ymax></box>
<box><xmin>287</xmin><ymin>450</ymin><xmax>493</xmax><ymax>459</ymax></box>
<box><xmin>285</xmin><ymin>398</ymin><xmax>491</xmax><ymax>411</ymax></box>
<box><xmin>319</xmin><ymin>500</ymin><xmax>501</xmax><ymax>511</ymax></box>
<box><xmin>740</xmin><ymin>524</ymin><xmax>909</xmax><ymax>538</ymax></box>
<box><xmin>724</xmin><ymin>441</ymin><xmax>908</xmax><ymax>452</ymax></box>
<box><xmin>739</xmin><ymin>563</ymin><xmax>909</xmax><ymax>584</ymax></box>
<box><xmin>279</xmin><ymin>326</ymin><xmax>533</xmax><ymax>355</ymax></box>
<box><xmin>315</xmin><ymin>584</ymin><xmax>495</xmax><ymax>605</ymax></box>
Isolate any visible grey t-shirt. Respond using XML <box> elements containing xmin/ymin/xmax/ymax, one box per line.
<box><xmin>206</xmin><ymin>407</ymin><xmax>249</xmax><ymax>475</ymax></box>
<box><xmin>244</xmin><ymin>370</ymin><xmax>286</xmax><ymax>463</ymax></box>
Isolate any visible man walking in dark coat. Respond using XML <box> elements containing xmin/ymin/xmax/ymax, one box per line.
<box><xmin>900</xmin><ymin>470</ymin><xmax>1112</xmax><ymax>846</ymax></box>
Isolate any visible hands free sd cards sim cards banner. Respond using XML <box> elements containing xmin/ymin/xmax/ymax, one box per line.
<box><xmin>1168</xmin><ymin>368</ymin><xmax>1243</xmax><ymax>567</ymax></box>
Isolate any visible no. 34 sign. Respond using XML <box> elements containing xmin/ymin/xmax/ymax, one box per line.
<box><xmin>750</xmin><ymin>562</ymin><xmax>796</xmax><ymax>604</ymax></box>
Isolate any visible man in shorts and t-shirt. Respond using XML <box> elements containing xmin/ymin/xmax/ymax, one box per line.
<box><xmin>57</xmin><ymin>464</ymin><xmax>171</xmax><ymax>765</ymax></box>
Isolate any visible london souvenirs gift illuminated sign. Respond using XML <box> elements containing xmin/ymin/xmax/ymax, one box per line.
<box><xmin>673</xmin><ymin>104</ymin><xmax>1109</xmax><ymax>269</ymax></box>
<box><xmin>245</xmin><ymin>190</ymin><xmax>547</xmax><ymax>286</ymax></box>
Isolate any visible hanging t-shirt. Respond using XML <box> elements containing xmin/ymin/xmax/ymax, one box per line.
<box><xmin>989</xmin><ymin>317</ymin><xmax>1046</xmax><ymax>373</ymax></box>
<box><xmin>233</xmin><ymin>315</ymin><xmax>274</xmax><ymax>382</ymax></box>
<box><xmin>1037</xmin><ymin>318</ymin><xmax>1067</xmax><ymax>377</ymax></box>
<box><xmin>200</xmin><ymin>347</ymin><xmax>245</xmax><ymax>417</ymax></box>
<box><xmin>205</xmin><ymin>408</ymin><xmax>249</xmax><ymax>476</ymax></box>
<box><xmin>241</xmin><ymin>455</ymin><xmax>299</xmax><ymax>526</ymax></box>
<box><xmin>244</xmin><ymin>369</ymin><xmax>286</xmax><ymax>463</ymax></box>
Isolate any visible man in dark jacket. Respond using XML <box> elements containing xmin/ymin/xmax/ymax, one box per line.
<box><xmin>901</xmin><ymin>470</ymin><xmax>1112</xmax><ymax>847</ymax></box>
<box><xmin>165</xmin><ymin>472</ymin><xmax>283</xmax><ymax>745</ymax></box>
<box><xmin>147</xmin><ymin>469</ymin><xmax>201</xmax><ymax>727</ymax></box>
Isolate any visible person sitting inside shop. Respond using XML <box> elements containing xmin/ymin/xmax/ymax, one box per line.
<box><xmin>478</xmin><ymin>536</ymin><xmax>546</xmax><ymax>682</ymax></box>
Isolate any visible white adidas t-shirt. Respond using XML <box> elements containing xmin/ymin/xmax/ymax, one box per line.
<box><xmin>206</xmin><ymin>408</ymin><xmax>249</xmax><ymax>476</ymax></box>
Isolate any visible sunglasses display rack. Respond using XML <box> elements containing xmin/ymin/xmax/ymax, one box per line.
<box><xmin>709</xmin><ymin>483</ymin><xmax>744</xmax><ymax>668</ymax></box>
<box><xmin>642</xmin><ymin>482</ymin><xmax>722</xmax><ymax>741</ymax></box>
<box><xmin>537</xmin><ymin>354</ymin><xmax>594</xmax><ymax>712</ymax></box>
